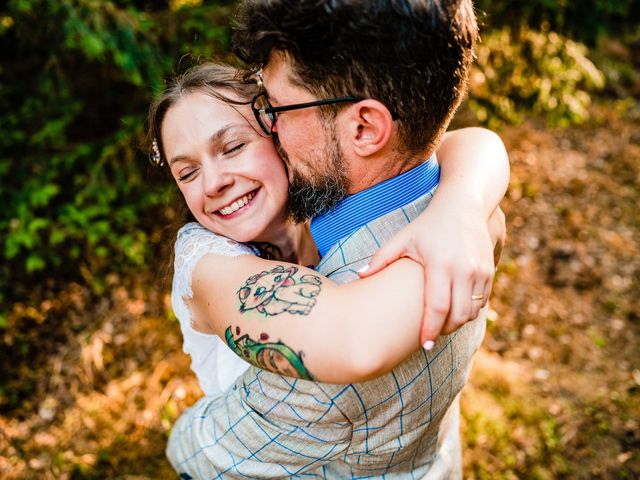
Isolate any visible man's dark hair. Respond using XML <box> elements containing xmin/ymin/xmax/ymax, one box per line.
<box><xmin>233</xmin><ymin>0</ymin><xmax>478</xmax><ymax>157</ymax></box>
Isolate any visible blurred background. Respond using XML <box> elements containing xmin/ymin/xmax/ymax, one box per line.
<box><xmin>0</xmin><ymin>0</ymin><xmax>638</xmax><ymax>478</ymax></box>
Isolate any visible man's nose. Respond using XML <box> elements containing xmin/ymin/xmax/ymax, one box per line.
<box><xmin>202</xmin><ymin>163</ymin><xmax>234</xmax><ymax>197</ymax></box>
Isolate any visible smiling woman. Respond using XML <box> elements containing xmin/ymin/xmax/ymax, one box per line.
<box><xmin>161</xmin><ymin>90</ymin><xmax>291</xmax><ymax>246</ymax></box>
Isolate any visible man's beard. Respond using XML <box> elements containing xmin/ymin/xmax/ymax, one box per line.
<box><xmin>274</xmin><ymin>129</ymin><xmax>350</xmax><ymax>223</ymax></box>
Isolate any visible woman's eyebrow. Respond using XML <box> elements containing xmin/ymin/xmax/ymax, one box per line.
<box><xmin>168</xmin><ymin>154</ymin><xmax>188</xmax><ymax>167</ymax></box>
<box><xmin>208</xmin><ymin>124</ymin><xmax>235</xmax><ymax>146</ymax></box>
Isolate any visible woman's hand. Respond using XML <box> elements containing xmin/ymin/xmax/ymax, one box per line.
<box><xmin>358</xmin><ymin>127</ymin><xmax>509</xmax><ymax>349</ymax></box>
<box><xmin>359</xmin><ymin>202</ymin><xmax>505</xmax><ymax>349</ymax></box>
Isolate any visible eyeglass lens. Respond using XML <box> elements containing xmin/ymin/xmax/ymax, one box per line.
<box><xmin>253</xmin><ymin>93</ymin><xmax>276</xmax><ymax>133</ymax></box>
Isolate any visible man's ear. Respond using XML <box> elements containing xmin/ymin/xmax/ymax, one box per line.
<box><xmin>343</xmin><ymin>99</ymin><xmax>394</xmax><ymax>158</ymax></box>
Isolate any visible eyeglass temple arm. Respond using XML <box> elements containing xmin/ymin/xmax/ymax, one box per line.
<box><xmin>261</xmin><ymin>96</ymin><xmax>364</xmax><ymax>114</ymax></box>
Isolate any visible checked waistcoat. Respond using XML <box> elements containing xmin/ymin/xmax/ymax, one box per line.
<box><xmin>167</xmin><ymin>189</ymin><xmax>487</xmax><ymax>479</ymax></box>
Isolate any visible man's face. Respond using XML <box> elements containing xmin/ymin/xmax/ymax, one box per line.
<box><xmin>262</xmin><ymin>52</ymin><xmax>350</xmax><ymax>221</ymax></box>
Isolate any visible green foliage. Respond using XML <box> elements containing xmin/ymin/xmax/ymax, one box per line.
<box><xmin>0</xmin><ymin>0</ymin><xmax>236</xmax><ymax>314</ymax></box>
<box><xmin>1</xmin><ymin>1</ymin><xmax>633</xmax><ymax>323</ymax></box>
<box><xmin>475</xmin><ymin>0</ymin><xmax>640</xmax><ymax>45</ymax></box>
<box><xmin>468</xmin><ymin>27</ymin><xmax>605</xmax><ymax>129</ymax></box>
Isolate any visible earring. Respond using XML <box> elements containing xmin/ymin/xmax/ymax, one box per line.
<box><xmin>150</xmin><ymin>138</ymin><xmax>163</xmax><ymax>166</ymax></box>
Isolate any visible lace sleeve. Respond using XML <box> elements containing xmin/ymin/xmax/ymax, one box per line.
<box><xmin>173</xmin><ymin>222</ymin><xmax>258</xmax><ymax>307</ymax></box>
<box><xmin>171</xmin><ymin>222</ymin><xmax>255</xmax><ymax>396</ymax></box>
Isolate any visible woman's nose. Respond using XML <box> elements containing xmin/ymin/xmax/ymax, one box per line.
<box><xmin>202</xmin><ymin>163</ymin><xmax>234</xmax><ymax>197</ymax></box>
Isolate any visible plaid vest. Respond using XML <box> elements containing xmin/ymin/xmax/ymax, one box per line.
<box><xmin>167</xmin><ymin>189</ymin><xmax>486</xmax><ymax>479</ymax></box>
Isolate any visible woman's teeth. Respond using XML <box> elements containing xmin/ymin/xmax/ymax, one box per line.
<box><xmin>219</xmin><ymin>192</ymin><xmax>256</xmax><ymax>216</ymax></box>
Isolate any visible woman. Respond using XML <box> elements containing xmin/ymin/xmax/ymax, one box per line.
<box><xmin>147</xmin><ymin>62</ymin><xmax>507</xmax><ymax>390</ymax></box>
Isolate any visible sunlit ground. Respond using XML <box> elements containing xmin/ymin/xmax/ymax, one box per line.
<box><xmin>1</xmin><ymin>102</ymin><xmax>638</xmax><ymax>478</ymax></box>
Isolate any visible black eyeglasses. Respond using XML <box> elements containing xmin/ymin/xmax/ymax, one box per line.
<box><xmin>251</xmin><ymin>91</ymin><xmax>364</xmax><ymax>135</ymax></box>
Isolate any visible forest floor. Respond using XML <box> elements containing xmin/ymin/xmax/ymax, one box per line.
<box><xmin>1</xmin><ymin>101</ymin><xmax>639</xmax><ymax>479</ymax></box>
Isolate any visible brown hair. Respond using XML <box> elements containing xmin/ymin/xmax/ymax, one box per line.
<box><xmin>146</xmin><ymin>62</ymin><xmax>260</xmax><ymax>166</ymax></box>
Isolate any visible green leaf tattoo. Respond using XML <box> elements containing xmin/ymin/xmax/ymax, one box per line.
<box><xmin>237</xmin><ymin>265</ymin><xmax>322</xmax><ymax>316</ymax></box>
<box><xmin>225</xmin><ymin>327</ymin><xmax>314</xmax><ymax>380</ymax></box>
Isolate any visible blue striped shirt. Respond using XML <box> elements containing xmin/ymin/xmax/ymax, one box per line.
<box><xmin>310</xmin><ymin>155</ymin><xmax>440</xmax><ymax>257</ymax></box>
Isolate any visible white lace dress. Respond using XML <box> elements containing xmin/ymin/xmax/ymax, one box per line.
<box><xmin>172</xmin><ymin>222</ymin><xmax>257</xmax><ymax>396</ymax></box>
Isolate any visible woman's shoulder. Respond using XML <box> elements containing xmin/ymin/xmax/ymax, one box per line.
<box><xmin>171</xmin><ymin>222</ymin><xmax>258</xmax><ymax>324</ymax></box>
<box><xmin>175</xmin><ymin>222</ymin><xmax>258</xmax><ymax>259</ymax></box>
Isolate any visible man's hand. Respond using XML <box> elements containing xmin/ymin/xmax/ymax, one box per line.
<box><xmin>359</xmin><ymin>205</ymin><xmax>506</xmax><ymax>349</ymax></box>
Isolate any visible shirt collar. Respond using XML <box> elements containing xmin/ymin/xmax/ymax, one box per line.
<box><xmin>310</xmin><ymin>155</ymin><xmax>440</xmax><ymax>257</ymax></box>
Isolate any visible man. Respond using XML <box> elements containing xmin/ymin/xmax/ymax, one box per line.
<box><xmin>168</xmin><ymin>0</ymin><xmax>507</xmax><ymax>477</ymax></box>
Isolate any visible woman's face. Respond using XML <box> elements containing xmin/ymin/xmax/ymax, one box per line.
<box><xmin>161</xmin><ymin>90</ymin><xmax>290</xmax><ymax>243</ymax></box>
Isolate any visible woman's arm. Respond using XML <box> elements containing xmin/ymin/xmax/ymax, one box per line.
<box><xmin>437</xmin><ymin>127</ymin><xmax>510</xmax><ymax>218</ymax></box>
<box><xmin>360</xmin><ymin>127</ymin><xmax>509</xmax><ymax>348</ymax></box>
<box><xmin>188</xmin><ymin>252</ymin><xmax>424</xmax><ymax>384</ymax></box>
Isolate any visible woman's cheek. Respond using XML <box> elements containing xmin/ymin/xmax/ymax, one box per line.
<box><xmin>182</xmin><ymin>186</ymin><xmax>201</xmax><ymax>214</ymax></box>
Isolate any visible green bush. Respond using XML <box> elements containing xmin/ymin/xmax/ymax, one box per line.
<box><xmin>475</xmin><ymin>0</ymin><xmax>640</xmax><ymax>45</ymax></box>
<box><xmin>0</xmin><ymin>0</ymin><xmax>236</xmax><ymax>317</ymax></box>
<box><xmin>1</xmin><ymin>1</ymin><xmax>628</xmax><ymax>320</ymax></box>
<box><xmin>468</xmin><ymin>26</ymin><xmax>605</xmax><ymax>129</ymax></box>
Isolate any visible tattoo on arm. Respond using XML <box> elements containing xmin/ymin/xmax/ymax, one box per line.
<box><xmin>231</xmin><ymin>266</ymin><xmax>320</xmax><ymax>378</ymax></box>
<box><xmin>225</xmin><ymin>327</ymin><xmax>314</xmax><ymax>380</ymax></box>
<box><xmin>237</xmin><ymin>265</ymin><xmax>322</xmax><ymax>316</ymax></box>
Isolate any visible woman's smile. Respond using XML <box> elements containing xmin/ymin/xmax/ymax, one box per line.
<box><xmin>214</xmin><ymin>188</ymin><xmax>260</xmax><ymax>218</ymax></box>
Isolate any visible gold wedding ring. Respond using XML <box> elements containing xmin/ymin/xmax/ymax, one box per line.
<box><xmin>471</xmin><ymin>294</ymin><xmax>484</xmax><ymax>301</ymax></box>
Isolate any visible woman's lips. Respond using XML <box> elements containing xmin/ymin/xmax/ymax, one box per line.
<box><xmin>215</xmin><ymin>188</ymin><xmax>260</xmax><ymax>219</ymax></box>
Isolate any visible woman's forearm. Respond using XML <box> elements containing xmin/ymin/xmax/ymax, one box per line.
<box><xmin>436</xmin><ymin>127</ymin><xmax>510</xmax><ymax>217</ymax></box>
<box><xmin>190</xmin><ymin>254</ymin><xmax>424</xmax><ymax>384</ymax></box>
<box><xmin>308</xmin><ymin>258</ymin><xmax>424</xmax><ymax>382</ymax></box>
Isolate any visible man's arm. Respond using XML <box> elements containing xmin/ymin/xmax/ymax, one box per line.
<box><xmin>360</xmin><ymin>127</ymin><xmax>509</xmax><ymax>348</ymax></box>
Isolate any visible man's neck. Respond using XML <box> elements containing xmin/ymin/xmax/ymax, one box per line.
<box><xmin>310</xmin><ymin>155</ymin><xmax>440</xmax><ymax>257</ymax></box>
<box><xmin>347</xmin><ymin>149</ymin><xmax>433</xmax><ymax>194</ymax></box>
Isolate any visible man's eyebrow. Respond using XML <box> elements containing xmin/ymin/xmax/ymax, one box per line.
<box><xmin>168</xmin><ymin>124</ymin><xmax>235</xmax><ymax>166</ymax></box>
<box><xmin>266</xmin><ymin>75</ymin><xmax>307</xmax><ymax>105</ymax></box>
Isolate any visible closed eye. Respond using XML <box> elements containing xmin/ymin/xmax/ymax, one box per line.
<box><xmin>178</xmin><ymin>169</ymin><xmax>198</xmax><ymax>182</ymax></box>
<box><xmin>223</xmin><ymin>142</ymin><xmax>246</xmax><ymax>156</ymax></box>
